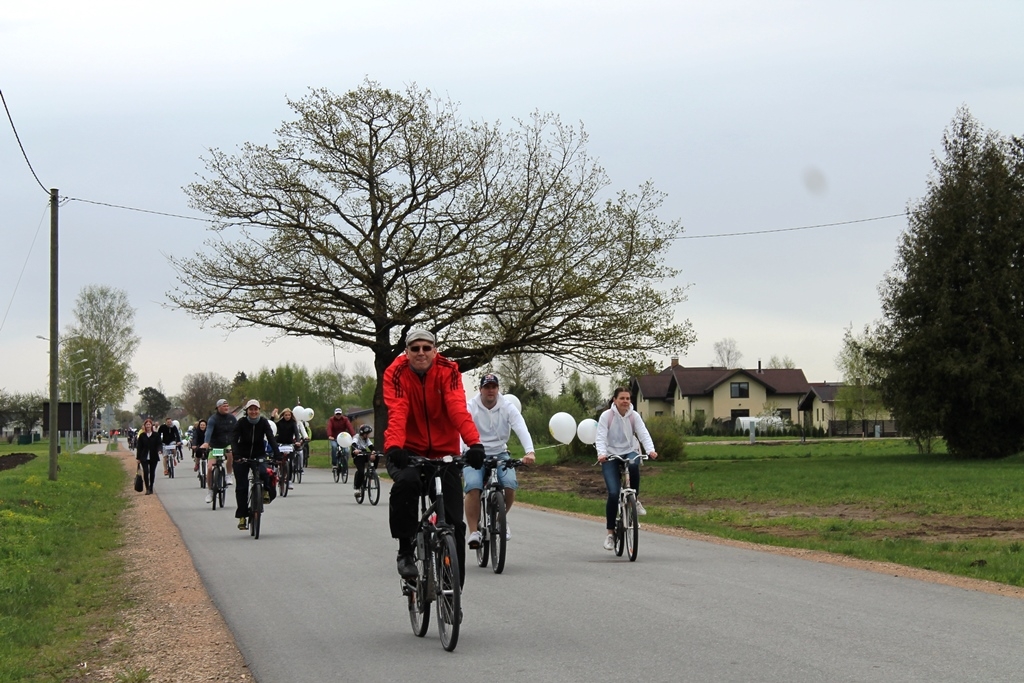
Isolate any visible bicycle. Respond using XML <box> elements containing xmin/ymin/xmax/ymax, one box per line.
<box><xmin>332</xmin><ymin>446</ymin><xmax>349</xmax><ymax>484</ymax></box>
<box><xmin>353</xmin><ymin>449</ymin><xmax>380</xmax><ymax>505</ymax></box>
<box><xmin>401</xmin><ymin>455</ymin><xmax>464</xmax><ymax>652</ymax></box>
<box><xmin>239</xmin><ymin>458</ymin><xmax>266</xmax><ymax>540</ymax></box>
<box><xmin>276</xmin><ymin>445</ymin><xmax>292</xmax><ymax>498</ymax></box>
<box><xmin>604</xmin><ymin>454</ymin><xmax>648</xmax><ymax>562</ymax></box>
<box><xmin>290</xmin><ymin>443</ymin><xmax>303</xmax><ymax>484</ymax></box>
<box><xmin>208</xmin><ymin>449</ymin><xmax>228</xmax><ymax>511</ymax></box>
<box><xmin>163</xmin><ymin>444</ymin><xmax>177</xmax><ymax>478</ymax></box>
<box><xmin>474</xmin><ymin>456</ymin><xmax>524</xmax><ymax>574</ymax></box>
<box><xmin>195</xmin><ymin>447</ymin><xmax>209</xmax><ymax>488</ymax></box>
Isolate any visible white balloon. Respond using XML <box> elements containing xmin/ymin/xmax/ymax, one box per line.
<box><xmin>577</xmin><ymin>418</ymin><xmax>598</xmax><ymax>445</ymax></box>
<box><xmin>172</xmin><ymin>420</ymin><xmax>180</xmax><ymax>429</ymax></box>
<box><xmin>504</xmin><ymin>393</ymin><xmax>522</xmax><ymax>413</ymax></box>
<box><xmin>336</xmin><ymin>432</ymin><xmax>353</xmax><ymax>449</ymax></box>
<box><xmin>548</xmin><ymin>412</ymin><xmax>577</xmax><ymax>445</ymax></box>
<box><xmin>268</xmin><ymin>420</ymin><xmax>277</xmax><ymax>436</ymax></box>
<box><xmin>305</xmin><ymin>408</ymin><xmax>315</xmax><ymax>421</ymax></box>
<box><xmin>293</xmin><ymin>405</ymin><xmax>304</xmax><ymax>419</ymax></box>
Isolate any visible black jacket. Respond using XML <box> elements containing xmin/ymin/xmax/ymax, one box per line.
<box><xmin>157</xmin><ymin>423</ymin><xmax>181</xmax><ymax>445</ymax></box>
<box><xmin>136</xmin><ymin>431</ymin><xmax>162</xmax><ymax>462</ymax></box>
<box><xmin>205</xmin><ymin>411</ymin><xmax>238</xmax><ymax>449</ymax></box>
<box><xmin>275</xmin><ymin>417</ymin><xmax>303</xmax><ymax>445</ymax></box>
<box><xmin>233</xmin><ymin>416</ymin><xmax>280</xmax><ymax>460</ymax></box>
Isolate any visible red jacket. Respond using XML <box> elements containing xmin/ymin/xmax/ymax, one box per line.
<box><xmin>383</xmin><ymin>353</ymin><xmax>480</xmax><ymax>458</ymax></box>
<box><xmin>327</xmin><ymin>414</ymin><xmax>354</xmax><ymax>440</ymax></box>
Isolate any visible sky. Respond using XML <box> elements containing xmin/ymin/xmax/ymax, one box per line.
<box><xmin>3</xmin><ymin>1</ymin><xmax>1024</xmax><ymax>408</ymax></box>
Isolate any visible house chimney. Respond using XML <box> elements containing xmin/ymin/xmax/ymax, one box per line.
<box><xmin>758</xmin><ymin>359</ymin><xmax>762</xmax><ymax>373</ymax></box>
<box><xmin>670</xmin><ymin>356</ymin><xmax>679</xmax><ymax>367</ymax></box>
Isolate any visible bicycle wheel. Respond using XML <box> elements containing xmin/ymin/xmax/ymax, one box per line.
<box><xmin>250</xmin><ymin>481</ymin><xmax>262</xmax><ymax>539</ymax></box>
<box><xmin>408</xmin><ymin>539</ymin><xmax>430</xmax><ymax>637</ymax></box>
<box><xmin>341</xmin><ymin>460</ymin><xmax>349</xmax><ymax>484</ymax></box>
<box><xmin>211</xmin><ymin>468</ymin><xmax>224</xmax><ymax>510</ymax></box>
<box><xmin>368</xmin><ymin>469</ymin><xmax>380</xmax><ymax>506</ymax></box>
<box><xmin>624</xmin><ymin>493</ymin><xmax>639</xmax><ymax>562</ymax></box>
<box><xmin>198</xmin><ymin>463</ymin><xmax>207</xmax><ymax>489</ymax></box>
<box><xmin>614</xmin><ymin>502</ymin><xmax>625</xmax><ymax>557</ymax></box>
<box><xmin>436</xmin><ymin>533</ymin><xmax>461</xmax><ymax>652</ymax></box>
<box><xmin>489</xmin><ymin>492</ymin><xmax>507</xmax><ymax>574</ymax></box>
<box><xmin>167</xmin><ymin>458</ymin><xmax>174</xmax><ymax>478</ymax></box>
<box><xmin>475</xmin><ymin>498</ymin><xmax>489</xmax><ymax>568</ymax></box>
<box><xmin>355</xmin><ymin>478</ymin><xmax>365</xmax><ymax>504</ymax></box>
<box><xmin>292</xmin><ymin>455</ymin><xmax>302</xmax><ymax>484</ymax></box>
<box><xmin>217</xmin><ymin>467</ymin><xmax>226</xmax><ymax>509</ymax></box>
<box><xmin>278</xmin><ymin>465</ymin><xmax>288</xmax><ymax>498</ymax></box>
<box><xmin>333</xmin><ymin>465</ymin><xmax>340</xmax><ymax>483</ymax></box>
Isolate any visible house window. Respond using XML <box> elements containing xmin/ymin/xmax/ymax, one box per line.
<box><xmin>730</xmin><ymin>382</ymin><xmax>749</xmax><ymax>398</ymax></box>
<box><xmin>694</xmin><ymin>409</ymin><xmax>705</xmax><ymax>420</ymax></box>
<box><xmin>655</xmin><ymin>411</ymin><xmax>664</xmax><ymax>417</ymax></box>
<box><xmin>778</xmin><ymin>409</ymin><xmax>792</xmax><ymax>422</ymax></box>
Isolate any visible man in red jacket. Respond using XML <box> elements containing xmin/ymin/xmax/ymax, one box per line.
<box><xmin>326</xmin><ymin>407</ymin><xmax>354</xmax><ymax>472</ymax></box>
<box><xmin>384</xmin><ymin>327</ymin><xmax>485</xmax><ymax>581</ymax></box>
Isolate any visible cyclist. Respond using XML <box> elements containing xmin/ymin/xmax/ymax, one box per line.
<box><xmin>327</xmin><ymin>407</ymin><xmax>354</xmax><ymax>475</ymax></box>
<box><xmin>383</xmin><ymin>327</ymin><xmax>485</xmax><ymax>581</ymax></box>
<box><xmin>273</xmin><ymin>407</ymin><xmax>307</xmax><ymax>490</ymax></box>
<box><xmin>157</xmin><ymin>417</ymin><xmax>182</xmax><ymax>476</ymax></box>
<box><xmin>191</xmin><ymin>419</ymin><xmax>208</xmax><ymax>479</ymax></box>
<box><xmin>202</xmin><ymin>398</ymin><xmax>238</xmax><ymax>505</ymax></box>
<box><xmin>596</xmin><ymin>387</ymin><xmax>658</xmax><ymax>551</ymax></box>
<box><xmin>464</xmin><ymin>373</ymin><xmax>535</xmax><ymax>548</ymax></box>
<box><xmin>351</xmin><ymin>424</ymin><xmax>375</xmax><ymax>497</ymax></box>
<box><xmin>232</xmin><ymin>399</ymin><xmax>280</xmax><ymax>530</ymax></box>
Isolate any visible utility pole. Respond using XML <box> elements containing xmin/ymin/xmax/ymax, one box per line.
<box><xmin>48</xmin><ymin>188</ymin><xmax>59</xmax><ymax>481</ymax></box>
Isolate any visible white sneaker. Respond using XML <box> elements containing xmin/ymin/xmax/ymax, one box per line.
<box><xmin>205</xmin><ymin>492</ymin><xmax>213</xmax><ymax>504</ymax></box>
<box><xmin>226</xmin><ymin>475</ymin><xmax>234</xmax><ymax>486</ymax></box>
<box><xmin>467</xmin><ymin>531</ymin><xmax>482</xmax><ymax>549</ymax></box>
<box><xmin>288</xmin><ymin>482</ymin><xmax>294</xmax><ymax>490</ymax></box>
<box><xmin>603</xmin><ymin>534</ymin><xmax>614</xmax><ymax>551</ymax></box>
<box><xmin>505</xmin><ymin>523</ymin><xmax>511</xmax><ymax>541</ymax></box>
<box><xmin>636</xmin><ymin>500</ymin><xmax>647</xmax><ymax>516</ymax></box>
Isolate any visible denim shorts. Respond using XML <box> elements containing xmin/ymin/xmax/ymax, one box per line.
<box><xmin>463</xmin><ymin>452</ymin><xmax>518</xmax><ymax>492</ymax></box>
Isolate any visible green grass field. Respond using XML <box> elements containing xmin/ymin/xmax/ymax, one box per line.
<box><xmin>0</xmin><ymin>442</ymin><xmax>129</xmax><ymax>683</ymax></box>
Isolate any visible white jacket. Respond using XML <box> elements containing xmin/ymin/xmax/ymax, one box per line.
<box><xmin>595</xmin><ymin>404</ymin><xmax>654</xmax><ymax>457</ymax></box>
<box><xmin>466</xmin><ymin>392</ymin><xmax>534</xmax><ymax>456</ymax></box>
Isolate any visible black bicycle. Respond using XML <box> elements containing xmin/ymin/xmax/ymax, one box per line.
<box><xmin>195</xmin><ymin>447</ymin><xmax>209</xmax><ymax>489</ymax></box>
<box><xmin>332</xmin><ymin>445</ymin><xmax>349</xmax><ymax>483</ymax></box>
<box><xmin>353</xmin><ymin>449</ymin><xmax>380</xmax><ymax>505</ymax></box>
<box><xmin>209</xmin><ymin>449</ymin><xmax>228</xmax><ymax>510</ymax></box>
<box><xmin>474</xmin><ymin>456</ymin><xmax>524</xmax><ymax>574</ymax></box>
<box><xmin>275</xmin><ymin>447</ymin><xmax>292</xmax><ymax>499</ymax></box>
<box><xmin>163</xmin><ymin>445</ymin><xmax>176</xmax><ymax>478</ymax></box>
<box><xmin>402</xmin><ymin>455</ymin><xmax>464</xmax><ymax>652</ymax></box>
<box><xmin>242</xmin><ymin>458</ymin><xmax>266</xmax><ymax>540</ymax></box>
<box><xmin>290</xmin><ymin>443</ymin><xmax>303</xmax><ymax>484</ymax></box>
<box><xmin>606</xmin><ymin>454</ymin><xmax>647</xmax><ymax>561</ymax></box>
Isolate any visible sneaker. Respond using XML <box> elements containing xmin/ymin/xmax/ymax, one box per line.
<box><xmin>397</xmin><ymin>554</ymin><xmax>418</xmax><ymax>580</ymax></box>
<box><xmin>467</xmin><ymin>531</ymin><xmax>482</xmax><ymax>549</ymax></box>
<box><xmin>238</xmin><ymin>517</ymin><xmax>248</xmax><ymax>530</ymax></box>
<box><xmin>603</xmin><ymin>534</ymin><xmax>614</xmax><ymax>551</ymax></box>
<box><xmin>288</xmin><ymin>482</ymin><xmax>294</xmax><ymax>490</ymax></box>
<box><xmin>226</xmin><ymin>475</ymin><xmax>234</xmax><ymax>486</ymax></box>
<box><xmin>505</xmin><ymin>523</ymin><xmax>511</xmax><ymax>541</ymax></box>
<box><xmin>262</xmin><ymin>490</ymin><xmax>271</xmax><ymax>504</ymax></box>
<box><xmin>636</xmin><ymin>500</ymin><xmax>647</xmax><ymax>516</ymax></box>
<box><xmin>205</xmin><ymin>492</ymin><xmax>213</xmax><ymax>504</ymax></box>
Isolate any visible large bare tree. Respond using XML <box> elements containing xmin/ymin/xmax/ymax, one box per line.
<box><xmin>169</xmin><ymin>80</ymin><xmax>693</xmax><ymax>423</ymax></box>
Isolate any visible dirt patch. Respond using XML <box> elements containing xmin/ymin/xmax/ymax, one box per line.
<box><xmin>0</xmin><ymin>453</ymin><xmax>36</xmax><ymax>471</ymax></box>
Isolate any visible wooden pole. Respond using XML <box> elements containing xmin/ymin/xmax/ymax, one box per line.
<box><xmin>48</xmin><ymin>188</ymin><xmax>59</xmax><ymax>481</ymax></box>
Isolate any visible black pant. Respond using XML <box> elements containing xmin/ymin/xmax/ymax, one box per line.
<box><xmin>353</xmin><ymin>452</ymin><xmax>369</xmax><ymax>488</ymax></box>
<box><xmin>387</xmin><ymin>459</ymin><xmax>466</xmax><ymax>586</ymax></box>
<box><xmin>139</xmin><ymin>458</ymin><xmax>158</xmax><ymax>492</ymax></box>
<box><xmin>233</xmin><ymin>460</ymin><xmax>274</xmax><ymax>518</ymax></box>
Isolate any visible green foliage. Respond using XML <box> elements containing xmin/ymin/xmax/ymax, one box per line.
<box><xmin>3</xmin><ymin>391</ymin><xmax>46</xmax><ymax>432</ymax></box>
<box><xmin>872</xmin><ymin>109</ymin><xmax>1024</xmax><ymax>458</ymax></box>
<box><xmin>135</xmin><ymin>387</ymin><xmax>171</xmax><ymax>419</ymax></box>
<box><xmin>0</xmin><ymin>452</ymin><xmax>129</xmax><ymax>682</ymax></box>
<box><xmin>179</xmin><ymin>372</ymin><xmax>231</xmax><ymax>423</ymax></box>
<box><xmin>643</xmin><ymin>416</ymin><xmax>687</xmax><ymax>461</ymax></box>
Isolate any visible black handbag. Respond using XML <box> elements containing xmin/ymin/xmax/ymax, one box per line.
<box><xmin>134</xmin><ymin>464</ymin><xmax>144</xmax><ymax>492</ymax></box>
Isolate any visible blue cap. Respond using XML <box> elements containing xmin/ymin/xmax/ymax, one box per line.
<box><xmin>480</xmin><ymin>373</ymin><xmax>499</xmax><ymax>387</ymax></box>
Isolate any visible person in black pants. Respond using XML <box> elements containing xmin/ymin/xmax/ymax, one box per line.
<box><xmin>231</xmin><ymin>399</ymin><xmax>280</xmax><ymax>530</ymax></box>
<box><xmin>136</xmin><ymin>418</ymin><xmax>162</xmax><ymax>494</ymax></box>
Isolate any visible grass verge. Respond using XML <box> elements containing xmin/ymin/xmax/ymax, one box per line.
<box><xmin>0</xmin><ymin>444</ymin><xmax>129</xmax><ymax>683</ymax></box>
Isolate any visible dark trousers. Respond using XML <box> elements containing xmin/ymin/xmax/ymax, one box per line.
<box><xmin>233</xmin><ymin>460</ymin><xmax>273</xmax><ymax>518</ymax></box>
<box><xmin>387</xmin><ymin>460</ymin><xmax>466</xmax><ymax>585</ymax></box>
<box><xmin>353</xmin><ymin>453</ymin><xmax>368</xmax><ymax>488</ymax></box>
<box><xmin>139</xmin><ymin>458</ymin><xmax>158</xmax><ymax>492</ymax></box>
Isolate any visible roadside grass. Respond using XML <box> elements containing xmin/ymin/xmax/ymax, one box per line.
<box><xmin>518</xmin><ymin>438</ymin><xmax>1024</xmax><ymax>587</ymax></box>
<box><xmin>0</xmin><ymin>443</ymin><xmax>130</xmax><ymax>683</ymax></box>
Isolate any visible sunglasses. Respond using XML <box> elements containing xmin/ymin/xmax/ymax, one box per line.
<box><xmin>408</xmin><ymin>344</ymin><xmax>434</xmax><ymax>353</ymax></box>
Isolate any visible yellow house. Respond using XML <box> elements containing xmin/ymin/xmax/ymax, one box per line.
<box><xmin>631</xmin><ymin>358</ymin><xmax>813</xmax><ymax>428</ymax></box>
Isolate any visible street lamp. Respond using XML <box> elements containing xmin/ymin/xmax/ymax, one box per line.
<box><xmin>70</xmin><ymin>368</ymin><xmax>91</xmax><ymax>452</ymax></box>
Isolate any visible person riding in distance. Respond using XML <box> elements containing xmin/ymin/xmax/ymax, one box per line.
<box><xmin>351</xmin><ymin>424</ymin><xmax>375</xmax><ymax>496</ymax></box>
<box><xmin>383</xmin><ymin>327</ymin><xmax>485</xmax><ymax>581</ymax></box>
<box><xmin>157</xmin><ymin>417</ymin><xmax>182</xmax><ymax>476</ymax></box>
<box><xmin>231</xmin><ymin>399</ymin><xmax>280</xmax><ymax>530</ymax></box>
<box><xmin>202</xmin><ymin>399</ymin><xmax>238</xmax><ymax>502</ymax></box>
<box><xmin>464</xmin><ymin>373</ymin><xmax>536</xmax><ymax>547</ymax></box>
<box><xmin>273</xmin><ymin>407</ymin><xmax>308</xmax><ymax>490</ymax></box>
<box><xmin>595</xmin><ymin>387</ymin><xmax>658</xmax><ymax>551</ymax></box>
<box><xmin>327</xmin><ymin>407</ymin><xmax>354</xmax><ymax>471</ymax></box>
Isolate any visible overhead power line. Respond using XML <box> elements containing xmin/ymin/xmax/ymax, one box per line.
<box><xmin>1</xmin><ymin>89</ymin><xmax>48</xmax><ymax>194</ymax></box>
<box><xmin>676</xmin><ymin>212</ymin><xmax>909</xmax><ymax>239</ymax></box>
<box><xmin>64</xmin><ymin>196</ymin><xmax>208</xmax><ymax>222</ymax></box>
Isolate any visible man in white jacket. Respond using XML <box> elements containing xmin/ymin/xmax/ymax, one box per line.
<box><xmin>595</xmin><ymin>387</ymin><xmax>658</xmax><ymax>551</ymax></box>
<box><xmin>465</xmin><ymin>373</ymin><xmax>536</xmax><ymax>548</ymax></box>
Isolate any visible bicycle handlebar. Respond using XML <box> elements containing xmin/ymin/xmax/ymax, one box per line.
<box><xmin>595</xmin><ymin>453</ymin><xmax>650</xmax><ymax>465</ymax></box>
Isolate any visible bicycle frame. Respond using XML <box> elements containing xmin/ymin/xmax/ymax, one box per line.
<box><xmin>208</xmin><ymin>450</ymin><xmax>227</xmax><ymax>510</ymax></box>
<box><xmin>605</xmin><ymin>454</ymin><xmax>647</xmax><ymax>561</ymax></box>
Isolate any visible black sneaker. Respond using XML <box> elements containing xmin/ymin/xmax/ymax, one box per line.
<box><xmin>397</xmin><ymin>554</ymin><xmax>418</xmax><ymax>580</ymax></box>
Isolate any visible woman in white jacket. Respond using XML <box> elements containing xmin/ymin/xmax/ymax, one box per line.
<box><xmin>595</xmin><ymin>387</ymin><xmax>658</xmax><ymax>551</ymax></box>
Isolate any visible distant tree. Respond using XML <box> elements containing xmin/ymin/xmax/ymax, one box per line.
<box><xmin>766</xmin><ymin>354</ymin><xmax>795</xmax><ymax>369</ymax></box>
<box><xmin>609</xmin><ymin>356</ymin><xmax>659</xmax><ymax>396</ymax></box>
<box><xmin>562</xmin><ymin>371</ymin><xmax>605</xmax><ymax>414</ymax></box>
<box><xmin>243</xmin><ymin>364</ymin><xmax>313</xmax><ymax>415</ymax></box>
<box><xmin>115</xmin><ymin>409</ymin><xmax>136</xmax><ymax>429</ymax></box>
<box><xmin>495</xmin><ymin>353</ymin><xmax>548</xmax><ymax>404</ymax></box>
<box><xmin>8</xmin><ymin>391</ymin><xmax>46</xmax><ymax>433</ymax></box>
<box><xmin>871</xmin><ymin>109</ymin><xmax>1024</xmax><ymax>458</ymax></box>
<box><xmin>60</xmin><ymin>286</ymin><xmax>139</xmax><ymax>416</ymax></box>
<box><xmin>169</xmin><ymin>79</ymin><xmax>693</xmax><ymax>431</ymax></box>
<box><xmin>137</xmin><ymin>387</ymin><xmax>172</xmax><ymax>419</ymax></box>
<box><xmin>712</xmin><ymin>338</ymin><xmax>743</xmax><ymax>368</ymax></box>
<box><xmin>0</xmin><ymin>388</ymin><xmax>11</xmax><ymax>432</ymax></box>
<box><xmin>180</xmin><ymin>372</ymin><xmax>231</xmax><ymax>422</ymax></box>
<box><xmin>834</xmin><ymin>324</ymin><xmax>888</xmax><ymax>434</ymax></box>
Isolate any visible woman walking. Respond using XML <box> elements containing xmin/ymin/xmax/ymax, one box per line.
<box><xmin>136</xmin><ymin>418</ymin><xmax>162</xmax><ymax>494</ymax></box>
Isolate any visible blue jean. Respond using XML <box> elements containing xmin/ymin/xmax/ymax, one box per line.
<box><xmin>330</xmin><ymin>441</ymin><xmax>349</xmax><ymax>468</ymax></box>
<box><xmin>602</xmin><ymin>452</ymin><xmax>641</xmax><ymax>531</ymax></box>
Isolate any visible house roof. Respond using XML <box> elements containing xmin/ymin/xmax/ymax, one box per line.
<box><xmin>634</xmin><ymin>365</ymin><xmax>812</xmax><ymax>401</ymax></box>
<box><xmin>798</xmin><ymin>382</ymin><xmax>844</xmax><ymax>410</ymax></box>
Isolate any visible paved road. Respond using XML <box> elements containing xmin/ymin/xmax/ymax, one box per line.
<box><xmin>149</xmin><ymin>457</ymin><xmax>1024</xmax><ymax>683</ymax></box>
